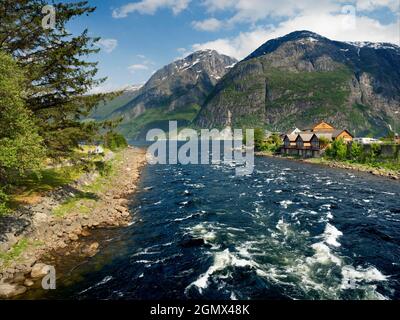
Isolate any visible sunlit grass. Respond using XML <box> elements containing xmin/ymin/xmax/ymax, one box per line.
<box><xmin>0</xmin><ymin>239</ymin><xmax>28</xmax><ymax>267</ymax></box>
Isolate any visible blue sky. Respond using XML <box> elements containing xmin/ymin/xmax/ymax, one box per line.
<box><xmin>65</xmin><ymin>0</ymin><xmax>399</xmax><ymax>93</ymax></box>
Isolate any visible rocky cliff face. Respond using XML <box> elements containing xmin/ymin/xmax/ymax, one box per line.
<box><xmin>196</xmin><ymin>31</ymin><xmax>400</xmax><ymax>136</ymax></box>
<box><xmin>111</xmin><ymin>50</ymin><xmax>237</xmax><ymax>138</ymax></box>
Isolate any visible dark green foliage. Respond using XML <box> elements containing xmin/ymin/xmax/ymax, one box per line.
<box><xmin>325</xmin><ymin>140</ymin><xmax>399</xmax><ymax>171</ymax></box>
<box><xmin>0</xmin><ymin>51</ymin><xmax>45</xmax><ymax>182</ymax></box>
<box><xmin>0</xmin><ymin>188</ymin><xmax>9</xmax><ymax>216</ymax></box>
<box><xmin>0</xmin><ymin>0</ymin><xmax>106</xmax><ymax>158</ymax></box>
<box><xmin>251</xmin><ymin>128</ymin><xmax>282</xmax><ymax>152</ymax></box>
<box><xmin>103</xmin><ymin>132</ymin><xmax>128</xmax><ymax>151</ymax></box>
<box><xmin>319</xmin><ymin>136</ymin><xmax>331</xmax><ymax>149</ymax></box>
<box><xmin>348</xmin><ymin>142</ymin><xmax>362</xmax><ymax>160</ymax></box>
<box><xmin>253</xmin><ymin>128</ymin><xmax>265</xmax><ymax>151</ymax></box>
<box><xmin>325</xmin><ymin>138</ymin><xmax>347</xmax><ymax>160</ymax></box>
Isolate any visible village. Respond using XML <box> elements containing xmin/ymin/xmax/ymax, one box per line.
<box><xmin>274</xmin><ymin>121</ymin><xmax>400</xmax><ymax>158</ymax></box>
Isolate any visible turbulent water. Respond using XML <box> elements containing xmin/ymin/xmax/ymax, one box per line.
<box><xmin>30</xmin><ymin>153</ymin><xmax>400</xmax><ymax>300</ymax></box>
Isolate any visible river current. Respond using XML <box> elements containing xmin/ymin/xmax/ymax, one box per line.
<box><xmin>28</xmin><ymin>152</ymin><xmax>400</xmax><ymax>300</ymax></box>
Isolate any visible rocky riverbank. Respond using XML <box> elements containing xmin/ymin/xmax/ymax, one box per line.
<box><xmin>0</xmin><ymin>147</ymin><xmax>147</xmax><ymax>299</ymax></box>
<box><xmin>256</xmin><ymin>152</ymin><xmax>399</xmax><ymax>180</ymax></box>
<box><xmin>304</xmin><ymin>158</ymin><xmax>399</xmax><ymax>180</ymax></box>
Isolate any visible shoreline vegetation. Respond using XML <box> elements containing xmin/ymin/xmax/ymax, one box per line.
<box><xmin>1</xmin><ymin>2</ymin><xmax>145</xmax><ymax>299</ymax></box>
<box><xmin>0</xmin><ymin>146</ymin><xmax>146</xmax><ymax>299</ymax></box>
<box><xmin>253</xmin><ymin>129</ymin><xmax>399</xmax><ymax>180</ymax></box>
<box><xmin>256</xmin><ymin>151</ymin><xmax>400</xmax><ymax>180</ymax></box>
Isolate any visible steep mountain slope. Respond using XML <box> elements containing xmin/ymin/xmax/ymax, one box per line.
<box><xmin>110</xmin><ymin>50</ymin><xmax>237</xmax><ymax>139</ymax></box>
<box><xmin>90</xmin><ymin>85</ymin><xmax>142</xmax><ymax>120</ymax></box>
<box><xmin>196</xmin><ymin>31</ymin><xmax>400</xmax><ymax>136</ymax></box>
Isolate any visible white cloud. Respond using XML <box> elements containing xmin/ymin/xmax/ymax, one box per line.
<box><xmin>128</xmin><ymin>64</ymin><xmax>150</xmax><ymax>73</ymax></box>
<box><xmin>192</xmin><ymin>12</ymin><xmax>400</xmax><ymax>60</ymax></box>
<box><xmin>192</xmin><ymin>18</ymin><xmax>225</xmax><ymax>31</ymax></box>
<box><xmin>97</xmin><ymin>38</ymin><xmax>118</xmax><ymax>53</ymax></box>
<box><xmin>112</xmin><ymin>0</ymin><xmax>191</xmax><ymax>18</ymax></box>
<box><xmin>356</xmin><ymin>0</ymin><xmax>400</xmax><ymax>12</ymax></box>
<box><xmin>200</xmin><ymin>0</ymin><xmax>399</xmax><ymax>26</ymax></box>
<box><xmin>201</xmin><ymin>0</ymin><xmax>341</xmax><ymax>24</ymax></box>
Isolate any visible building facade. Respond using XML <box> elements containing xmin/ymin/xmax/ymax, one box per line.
<box><xmin>281</xmin><ymin>121</ymin><xmax>353</xmax><ymax>158</ymax></box>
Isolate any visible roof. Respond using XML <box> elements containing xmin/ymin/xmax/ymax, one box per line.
<box><xmin>284</xmin><ymin>134</ymin><xmax>298</xmax><ymax>142</ymax></box>
<box><xmin>312</xmin><ymin>121</ymin><xmax>335</xmax><ymax>129</ymax></box>
<box><xmin>296</xmin><ymin>133</ymin><xmax>316</xmax><ymax>142</ymax></box>
<box><xmin>332</xmin><ymin>129</ymin><xmax>353</xmax><ymax>138</ymax></box>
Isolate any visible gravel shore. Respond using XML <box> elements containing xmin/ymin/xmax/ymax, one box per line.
<box><xmin>0</xmin><ymin>147</ymin><xmax>147</xmax><ymax>298</ymax></box>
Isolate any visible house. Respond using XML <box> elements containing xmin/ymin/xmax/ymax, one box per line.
<box><xmin>309</xmin><ymin>121</ymin><xmax>336</xmax><ymax>132</ymax></box>
<box><xmin>283</xmin><ymin>134</ymin><xmax>297</xmax><ymax>148</ymax></box>
<box><xmin>281</xmin><ymin>121</ymin><xmax>353</xmax><ymax>158</ymax></box>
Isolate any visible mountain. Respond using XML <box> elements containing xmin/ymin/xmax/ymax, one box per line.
<box><xmin>195</xmin><ymin>31</ymin><xmax>400</xmax><ymax>137</ymax></box>
<box><xmin>106</xmin><ymin>50</ymin><xmax>237</xmax><ymax>139</ymax></box>
<box><xmin>90</xmin><ymin>85</ymin><xmax>142</xmax><ymax>120</ymax></box>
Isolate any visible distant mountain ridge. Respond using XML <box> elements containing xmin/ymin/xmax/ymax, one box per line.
<box><xmin>99</xmin><ymin>50</ymin><xmax>237</xmax><ymax>139</ymax></box>
<box><xmin>196</xmin><ymin>30</ymin><xmax>400</xmax><ymax>137</ymax></box>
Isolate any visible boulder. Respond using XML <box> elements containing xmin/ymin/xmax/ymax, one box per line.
<box><xmin>30</xmin><ymin>263</ymin><xmax>51</xmax><ymax>279</ymax></box>
<box><xmin>0</xmin><ymin>283</ymin><xmax>27</xmax><ymax>298</ymax></box>
<box><xmin>82</xmin><ymin>242</ymin><xmax>99</xmax><ymax>257</ymax></box>
<box><xmin>68</xmin><ymin>233</ymin><xmax>79</xmax><ymax>241</ymax></box>
<box><xmin>24</xmin><ymin>279</ymin><xmax>34</xmax><ymax>287</ymax></box>
<box><xmin>81</xmin><ymin>229</ymin><xmax>91</xmax><ymax>237</ymax></box>
<box><xmin>12</xmin><ymin>273</ymin><xmax>26</xmax><ymax>284</ymax></box>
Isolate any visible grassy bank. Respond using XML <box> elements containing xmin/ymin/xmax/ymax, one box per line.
<box><xmin>256</xmin><ymin>150</ymin><xmax>399</xmax><ymax>179</ymax></box>
<box><xmin>304</xmin><ymin>157</ymin><xmax>399</xmax><ymax>178</ymax></box>
<box><xmin>51</xmin><ymin>152</ymin><xmax>124</xmax><ymax>218</ymax></box>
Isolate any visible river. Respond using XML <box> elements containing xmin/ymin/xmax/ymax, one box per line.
<box><xmin>25</xmin><ymin>152</ymin><xmax>400</xmax><ymax>300</ymax></box>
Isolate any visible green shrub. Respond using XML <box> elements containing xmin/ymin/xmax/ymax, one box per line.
<box><xmin>348</xmin><ymin>142</ymin><xmax>362</xmax><ymax>161</ymax></box>
<box><xmin>253</xmin><ymin>128</ymin><xmax>265</xmax><ymax>151</ymax></box>
<box><xmin>95</xmin><ymin>160</ymin><xmax>113</xmax><ymax>177</ymax></box>
<box><xmin>325</xmin><ymin>138</ymin><xmax>347</xmax><ymax>160</ymax></box>
<box><xmin>0</xmin><ymin>51</ymin><xmax>45</xmax><ymax>181</ymax></box>
<box><xmin>0</xmin><ymin>188</ymin><xmax>9</xmax><ymax>216</ymax></box>
<box><xmin>103</xmin><ymin>132</ymin><xmax>128</xmax><ymax>151</ymax></box>
<box><xmin>319</xmin><ymin>136</ymin><xmax>331</xmax><ymax>149</ymax></box>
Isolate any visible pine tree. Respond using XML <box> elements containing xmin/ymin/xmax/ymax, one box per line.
<box><xmin>0</xmin><ymin>51</ymin><xmax>45</xmax><ymax>182</ymax></box>
<box><xmin>0</xmin><ymin>0</ymin><xmax>107</xmax><ymax>158</ymax></box>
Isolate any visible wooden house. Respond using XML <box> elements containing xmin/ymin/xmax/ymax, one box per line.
<box><xmin>311</xmin><ymin>121</ymin><xmax>335</xmax><ymax>132</ymax></box>
<box><xmin>331</xmin><ymin>129</ymin><xmax>353</xmax><ymax>143</ymax></box>
<box><xmin>283</xmin><ymin>134</ymin><xmax>297</xmax><ymax>148</ymax></box>
<box><xmin>280</xmin><ymin>121</ymin><xmax>353</xmax><ymax>158</ymax></box>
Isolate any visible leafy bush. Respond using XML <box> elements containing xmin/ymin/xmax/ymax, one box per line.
<box><xmin>326</xmin><ymin>138</ymin><xmax>347</xmax><ymax>160</ymax></box>
<box><xmin>95</xmin><ymin>160</ymin><xmax>113</xmax><ymax>177</ymax></box>
<box><xmin>253</xmin><ymin>128</ymin><xmax>265</xmax><ymax>151</ymax></box>
<box><xmin>319</xmin><ymin>136</ymin><xmax>331</xmax><ymax>149</ymax></box>
<box><xmin>0</xmin><ymin>188</ymin><xmax>9</xmax><ymax>216</ymax></box>
<box><xmin>348</xmin><ymin>142</ymin><xmax>362</xmax><ymax>160</ymax></box>
<box><xmin>103</xmin><ymin>132</ymin><xmax>128</xmax><ymax>151</ymax></box>
<box><xmin>0</xmin><ymin>51</ymin><xmax>45</xmax><ymax>181</ymax></box>
<box><xmin>252</xmin><ymin>129</ymin><xmax>282</xmax><ymax>152</ymax></box>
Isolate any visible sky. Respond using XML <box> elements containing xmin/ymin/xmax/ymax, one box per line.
<box><xmin>64</xmin><ymin>0</ymin><xmax>400</xmax><ymax>93</ymax></box>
